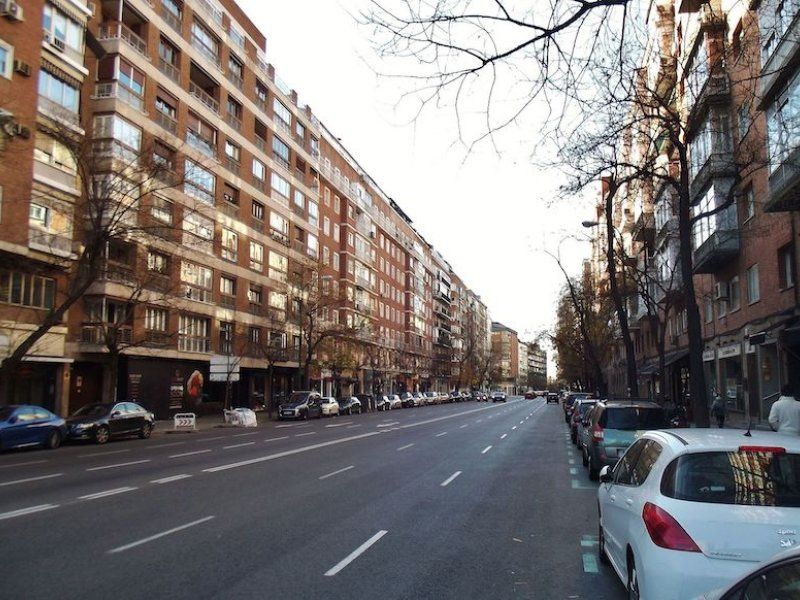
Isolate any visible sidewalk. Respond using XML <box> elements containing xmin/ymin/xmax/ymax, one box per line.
<box><xmin>154</xmin><ymin>412</ymin><xmax>272</xmax><ymax>434</ymax></box>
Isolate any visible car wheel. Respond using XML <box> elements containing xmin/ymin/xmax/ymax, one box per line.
<box><xmin>598</xmin><ymin>523</ymin><xmax>610</xmax><ymax>566</ymax></box>
<box><xmin>45</xmin><ymin>430</ymin><xmax>62</xmax><ymax>450</ymax></box>
<box><xmin>588</xmin><ymin>455</ymin><xmax>599</xmax><ymax>481</ymax></box>
<box><xmin>627</xmin><ymin>554</ymin><xmax>640</xmax><ymax>600</ymax></box>
<box><xmin>139</xmin><ymin>422</ymin><xmax>153</xmax><ymax>439</ymax></box>
<box><xmin>94</xmin><ymin>425</ymin><xmax>109</xmax><ymax>445</ymax></box>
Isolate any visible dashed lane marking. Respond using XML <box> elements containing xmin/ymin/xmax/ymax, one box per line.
<box><xmin>325</xmin><ymin>530</ymin><xmax>388</xmax><ymax>576</ymax></box>
<box><xmin>264</xmin><ymin>436</ymin><xmax>289</xmax><ymax>442</ymax></box>
<box><xmin>397</xmin><ymin>443</ymin><xmax>414</xmax><ymax>451</ymax></box>
<box><xmin>0</xmin><ymin>473</ymin><xmax>63</xmax><ymax>487</ymax></box>
<box><xmin>319</xmin><ymin>465</ymin><xmax>355</xmax><ymax>480</ymax></box>
<box><xmin>86</xmin><ymin>460</ymin><xmax>150</xmax><ymax>472</ymax></box>
<box><xmin>435</xmin><ymin>432</ymin><xmax>448</xmax><ymax>437</ymax></box>
<box><xmin>151</xmin><ymin>474</ymin><xmax>192</xmax><ymax>484</ymax></box>
<box><xmin>108</xmin><ymin>516</ymin><xmax>215</xmax><ymax>554</ymax></box>
<box><xmin>170</xmin><ymin>449</ymin><xmax>211</xmax><ymax>459</ymax></box>
<box><xmin>500</xmin><ymin>434</ymin><xmax>507</xmax><ymax>439</ymax></box>
<box><xmin>440</xmin><ymin>471</ymin><xmax>462</xmax><ymax>487</ymax></box>
<box><xmin>0</xmin><ymin>504</ymin><xmax>59</xmax><ymax>521</ymax></box>
<box><xmin>481</xmin><ymin>445</ymin><xmax>493</xmax><ymax>454</ymax></box>
<box><xmin>0</xmin><ymin>459</ymin><xmax>48</xmax><ymax>470</ymax></box>
<box><xmin>223</xmin><ymin>442</ymin><xmax>256</xmax><ymax>450</ymax></box>
<box><xmin>79</xmin><ymin>486</ymin><xmax>137</xmax><ymax>501</ymax></box>
<box><xmin>295</xmin><ymin>432</ymin><xmax>317</xmax><ymax>437</ymax></box>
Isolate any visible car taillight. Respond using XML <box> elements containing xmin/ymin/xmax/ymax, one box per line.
<box><xmin>738</xmin><ymin>445</ymin><xmax>786</xmax><ymax>454</ymax></box>
<box><xmin>592</xmin><ymin>424</ymin><xmax>604</xmax><ymax>441</ymax></box>
<box><xmin>642</xmin><ymin>502</ymin><xmax>700</xmax><ymax>553</ymax></box>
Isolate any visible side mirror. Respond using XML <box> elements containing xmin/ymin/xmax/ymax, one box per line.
<box><xmin>111</xmin><ymin>411</ymin><xmax>121</xmax><ymax>418</ymax></box>
<box><xmin>599</xmin><ymin>466</ymin><xmax>613</xmax><ymax>484</ymax></box>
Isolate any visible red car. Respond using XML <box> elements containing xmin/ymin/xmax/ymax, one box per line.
<box><xmin>524</xmin><ymin>391</ymin><xmax>535</xmax><ymax>399</ymax></box>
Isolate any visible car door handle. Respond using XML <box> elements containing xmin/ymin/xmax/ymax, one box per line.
<box><xmin>625</xmin><ymin>498</ymin><xmax>633</xmax><ymax>506</ymax></box>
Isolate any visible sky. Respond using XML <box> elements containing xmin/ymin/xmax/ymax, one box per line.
<box><xmin>237</xmin><ymin>0</ymin><xmax>594</xmax><ymax>358</ymax></box>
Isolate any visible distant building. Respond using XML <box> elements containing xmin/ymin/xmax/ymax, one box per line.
<box><xmin>491</xmin><ymin>322</ymin><xmax>518</xmax><ymax>394</ymax></box>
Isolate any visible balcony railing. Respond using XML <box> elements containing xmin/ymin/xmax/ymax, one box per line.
<box><xmin>155</xmin><ymin>110</ymin><xmax>178</xmax><ymax>135</ymax></box>
<box><xmin>226</xmin><ymin>71</ymin><xmax>243</xmax><ymax>90</ymax></box>
<box><xmin>690</xmin><ymin>152</ymin><xmax>736</xmax><ymax>203</ymax></box>
<box><xmin>158</xmin><ymin>57</ymin><xmax>181</xmax><ymax>83</ymax></box>
<box><xmin>693</xmin><ymin>229</ymin><xmax>740</xmax><ymax>274</ymax></box>
<box><xmin>186</xmin><ymin>129</ymin><xmax>216</xmax><ymax>159</ymax></box>
<box><xmin>254</xmin><ymin>136</ymin><xmax>266</xmax><ymax>152</ymax></box>
<box><xmin>37</xmin><ymin>96</ymin><xmax>80</xmax><ymax>125</ymax></box>
<box><xmin>766</xmin><ymin>145</ymin><xmax>800</xmax><ymax>212</ymax></box>
<box><xmin>190</xmin><ymin>34</ymin><xmax>221</xmax><ymax>68</ymax></box>
<box><xmin>98</xmin><ymin>22</ymin><xmax>148</xmax><ymax>57</ymax></box>
<box><xmin>81</xmin><ymin>325</ymin><xmax>132</xmax><ymax>345</ymax></box>
<box><xmin>159</xmin><ymin>2</ymin><xmax>182</xmax><ymax>32</ymax></box>
<box><xmin>225</xmin><ymin>113</ymin><xmax>242</xmax><ymax>132</ymax></box>
<box><xmin>93</xmin><ymin>81</ymin><xmax>145</xmax><ymax>113</ymax></box>
<box><xmin>189</xmin><ymin>81</ymin><xmax>219</xmax><ymax>114</ymax></box>
<box><xmin>29</xmin><ymin>227</ymin><xmax>73</xmax><ymax>257</ymax></box>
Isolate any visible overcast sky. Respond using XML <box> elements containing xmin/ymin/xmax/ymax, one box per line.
<box><xmin>238</xmin><ymin>0</ymin><xmax>593</xmax><ymax>354</ymax></box>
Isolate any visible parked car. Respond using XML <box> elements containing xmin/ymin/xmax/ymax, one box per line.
<box><xmin>376</xmin><ymin>395</ymin><xmax>391</xmax><ymax>411</ymax></box>
<box><xmin>449</xmin><ymin>391</ymin><xmax>462</xmax><ymax>403</ymax></box>
<box><xmin>546</xmin><ymin>392</ymin><xmax>559</xmax><ymax>404</ymax></box>
<box><xmin>424</xmin><ymin>392</ymin><xmax>439</xmax><ymax>405</ymax></box>
<box><xmin>388</xmin><ymin>394</ymin><xmax>403</xmax><ymax>410</ymax></box>
<box><xmin>491</xmin><ymin>391</ymin><xmax>507</xmax><ymax>403</ymax></box>
<box><xmin>0</xmin><ymin>405</ymin><xmax>66</xmax><ymax>451</ymax></box>
<box><xmin>66</xmin><ymin>402</ymin><xmax>155</xmax><ymax>444</ymax></box>
<box><xmin>563</xmin><ymin>392</ymin><xmax>591</xmax><ymax>423</ymax></box>
<box><xmin>320</xmin><ymin>397</ymin><xmax>340</xmax><ymax>417</ymax></box>
<box><xmin>597</xmin><ymin>430</ymin><xmax>800</xmax><ymax>600</ymax></box>
<box><xmin>570</xmin><ymin>399</ymin><xmax>597</xmax><ymax>444</ymax></box>
<box><xmin>708</xmin><ymin>547</ymin><xmax>800</xmax><ymax>599</ymax></box>
<box><xmin>338</xmin><ymin>397</ymin><xmax>361</xmax><ymax>415</ymax></box>
<box><xmin>354</xmin><ymin>393</ymin><xmax>373</xmax><ymax>412</ymax></box>
<box><xmin>400</xmin><ymin>392</ymin><xmax>416</xmax><ymax>408</ymax></box>
<box><xmin>577</xmin><ymin>406</ymin><xmax>596</xmax><ymax>465</ymax></box>
<box><xmin>278</xmin><ymin>391</ymin><xmax>323</xmax><ymax>420</ymax></box>
<box><xmin>585</xmin><ymin>400</ymin><xmax>668</xmax><ymax>480</ymax></box>
<box><xmin>413</xmin><ymin>392</ymin><xmax>426</xmax><ymax>406</ymax></box>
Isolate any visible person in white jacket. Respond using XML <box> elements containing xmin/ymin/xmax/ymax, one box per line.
<box><xmin>768</xmin><ymin>384</ymin><xmax>800</xmax><ymax>435</ymax></box>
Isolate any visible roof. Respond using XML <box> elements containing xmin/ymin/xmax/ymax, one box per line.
<box><xmin>648</xmin><ymin>428</ymin><xmax>800</xmax><ymax>453</ymax></box>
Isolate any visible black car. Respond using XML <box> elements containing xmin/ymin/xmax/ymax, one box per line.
<box><xmin>400</xmin><ymin>392</ymin><xmax>416</xmax><ymax>408</ymax></box>
<box><xmin>354</xmin><ymin>394</ymin><xmax>374</xmax><ymax>411</ymax></box>
<box><xmin>491</xmin><ymin>391</ymin><xmax>507</xmax><ymax>403</ymax></box>
<box><xmin>66</xmin><ymin>402</ymin><xmax>155</xmax><ymax>444</ymax></box>
<box><xmin>338</xmin><ymin>397</ymin><xmax>362</xmax><ymax>415</ymax></box>
<box><xmin>546</xmin><ymin>392</ymin><xmax>559</xmax><ymax>404</ymax></box>
<box><xmin>279</xmin><ymin>391</ymin><xmax>323</xmax><ymax>420</ymax></box>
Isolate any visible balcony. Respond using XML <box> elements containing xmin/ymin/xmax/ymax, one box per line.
<box><xmin>155</xmin><ymin>110</ymin><xmax>178</xmax><ymax>135</ymax></box>
<box><xmin>760</xmin><ymin>4</ymin><xmax>800</xmax><ymax>100</ymax></box>
<box><xmin>97</xmin><ymin>22</ymin><xmax>148</xmax><ymax>58</ymax></box>
<box><xmin>33</xmin><ymin>158</ymin><xmax>78</xmax><ymax>192</ymax></box>
<box><xmin>355</xmin><ymin>274</ymin><xmax>372</xmax><ymax>289</ymax></box>
<box><xmin>689</xmin><ymin>72</ymin><xmax>730</xmax><ymax>132</ymax></box>
<box><xmin>158</xmin><ymin>1</ymin><xmax>182</xmax><ymax>32</ymax></box>
<box><xmin>81</xmin><ymin>325</ymin><xmax>132</xmax><ymax>345</ymax></box>
<box><xmin>29</xmin><ymin>227</ymin><xmax>73</xmax><ymax>258</ymax></box>
<box><xmin>632</xmin><ymin>211</ymin><xmax>654</xmax><ymax>243</ymax></box>
<box><xmin>225</xmin><ymin>113</ymin><xmax>242</xmax><ymax>132</ymax></box>
<box><xmin>655</xmin><ymin>215</ymin><xmax>678</xmax><ymax>247</ymax></box>
<box><xmin>158</xmin><ymin>57</ymin><xmax>181</xmax><ymax>84</ymax></box>
<box><xmin>191</xmin><ymin>34</ymin><xmax>221</xmax><ymax>68</ymax></box>
<box><xmin>189</xmin><ymin>80</ymin><xmax>219</xmax><ymax>114</ymax></box>
<box><xmin>186</xmin><ymin>129</ymin><xmax>216</xmax><ymax>159</ymax></box>
<box><xmin>693</xmin><ymin>229</ymin><xmax>740</xmax><ymax>274</ymax></box>
<box><xmin>101</xmin><ymin>262</ymin><xmax>137</xmax><ymax>286</ymax></box>
<box><xmin>226</xmin><ymin>71</ymin><xmax>243</xmax><ymax>91</ymax></box>
<box><xmin>690</xmin><ymin>153</ymin><xmax>736</xmax><ymax>203</ymax></box>
<box><xmin>765</xmin><ymin>145</ymin><xmax>800</xmax><ymax>212</ymax></box>
<box><xmin>93</xmin><ymin>81</ymin><xmax>145</xmax><ymax>113</ymax></box>
<box><xmin>37</xmin><ymin>96</ymin><xmax>79</xmax><ymax>126</ymax></box>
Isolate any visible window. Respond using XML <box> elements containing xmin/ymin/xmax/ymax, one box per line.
<box><xmin>270</xmin><ymin>212</ymin><xmax>288</xmax><ymax>236</ymax></box>
<box><xmin>631</xmin><ymin>440</ymin><xmax>663</xmax><ymax>486</ymax></box>
<box><xmin>38</xmin><ymin>70</ymin><xmax>79</xmax><ymax>113</ymax></box>
<box><xmin>118</xmin><ymin>59</ymin><xmax>145</xmax><ymax>96</ymax></box>
<box><xmin>249</xmin><ymin>241</ymin><xmax>264</xmax><ymax>271</ymax></box>
<box><xmin>347</xmin><ymin>232</ymin><xmax>354</xmax><ymax>247</ymax></box>
<box><xmin>296</xmin><ymin>121</ymin><xmax>306</xmax><ymax>139</ymax></box>
<box><xmin>159</xmin><ymin>36</ymin><xmax>179</xmax><ymax>66</ymax></box>
<box><xmin>273</xmin><ymin>136</ymin><xmax>290</xmax><ymax>169</ymax></box>
<box><xmin>766</xmin><ymin>71</ymin><xmax>800</xmax><ymax>173</ymax></box>
<box><xmin>225</xmin><ymin>140</ymin><xmax>241</xmax><ymax>163</ymax></box>
<box><xmin>145</xmin><ymin>307</ymin><xmax>168</xmax><ymax>332</ymax></box>
<box><xmin>147</xmin><ymin>250</ymin><xmax>169</xmax><ymax>274</ymax></box>
<box><xmin>252</xmin><ymin>158</ymin><xmax>266</xmax><ymax>182</ymax></box>
<box><xmin>180</xmin><ymin>261</ymin><xmax>213</xmax><ymax>302</ymax></box>
<box><xmin>155</xmin><ymin>90</ymin><xmax>177</xmax><ymax>120</ymax></box>
<box><xmin>704</xmin><ymin>297</ymin><xmax>713</xmax><ymax>323</ymax></box>
<box><xmin>729</xmin><ymin>276</ymin><xmax>741</xmax><ymax>312</ymax></box>
<box><xmin>272</xmin><ymin>173</ymin><xmax>290</xmax><ymax>198</ymax></box>
<box><xmin>738</xmin><ymin>100</ymin><xmax>751</xmax><ymax>141</ymax></box>
<box><xmin>151</xmin><ymin>197</ymin><xmax>173</xmax><ymax>224</ymax></box>
<box><xmin>228</xmin><ymin>55</ymin><xmax>243</xmax><ymax>80</ymax></box>
<box><xmin>747</xmin><ymin>264</ymin><xmax>760</xmax><ymax>304</ymax></box>
<box><xmin>191</xmin><ymin>20</ymin><xmax>219</xmax><ymax>61</ymax></box>
<box><xmin>219</xmin><ymin>321</ymin><xmax>234</xmax><ymax>354</ymax></box>
<box><xmin>29</xmin><ymin>203</ymin><xmax>49</xmax><ymax>227</ymax></box>
<box><xmin>743</xmin><ymin>186</ymin><xmax>755</xmax><ymax>221</ymax></box>
<box><xmin>269</xmin><ymin>252</ymin><xmax>288</xmax><ymax>282</ymax></box>
<box><xmin>43</xmin><ymin>4</ymin><xmax>84</xmax><ymax>51</ymax></box>
<box><xmin>294</xmin><ymin>190</ymin><xmax>305</xmax><ymax>208</ymax></box>
<box><xmin>273</xmin><ymin>98</ymin><xmax>291</xmax><ymax>131</ymax></box>
<box><xmin>184</xmin><ymin>160</ymin><xmax>215</xmax><ymax>204</ymax></box>
<box><xmin>779</xmin><ymin>244</ymin><xmax>796</xmax><ymax>289</ymax></box>
<box><xmin>0</xmin><ymin>271</ymin><xmax>56</xmax><ymax>309</ymax></box>
<box><xmin>248</xmin><ymin>326</ymin><xmax>261</xmax><ymax>345</ymax></box>
<box><xmin>252</xmin><ymin>200</ymin><xmax>265</xmax><ymax>221</ymax></box>
<box><xmin>322</xmin><ymin>246</ymin><xmax>330</xmax><ymax>265</ymax></box>
<box><xmin>178</xmin><ymin>315</ymin><xmax>211</xmax><ymax>353</ymax></box>
<box><xmin>0</xmin><ymin>39</ymin><xmax>13</xmax><ymax>80</ymax></box>
<box><xmin>93</xmin><ymin>114</ymin><xmax>142</xmax><ymax>150</ymax></box>
<box><xmin>221</xmin><ymin>228</ymin><xmax>238</xmax><ymax>262</ymax></box>
<box><xmin>248</xmin><ymin>285</ymin><xmax>262</xmax><ymax>305</ymax></box>
<box><xmin>323</xmin><ymin>216</ymin><xmax>330</xmax><ymax>236</ymax></box>
<box><xmin>308</xmin><ymin>201</ymin><xmax>319</xmax><ymax>227</ymax></box>
<box><xmin>333</xmin><ymin>224</ymin><xmax>340</xmax><ymax>242</ymax></box>
<box><xmin>220</xmin><ymin>275</ymin><xmax>236</xmax><ymax>297</ymax></box>
<box><xmin>307</xmin><ymin>234</ymin><xmax>319</xmax><ymax>258</ymax></box>
<box><xmin>334</xmin><ymin>196</ymin><xmax>340</xmax><ymax>214</ymax></box>
<box><xmin>269</xmin><ymin>291</ymin><xmax>287</xmax><ymax>310</ymax></box>
<box><xmin>223</xmin><ymin>183</ymin><xmax>239</xmax><ymax>206</ymax></box>
<box><xmin>227</xmin><ymin>96</ymin><xmax>242</xmax><ymax>120</ymax></box>
<box><xmin>690</xmin><ymin>112</ymin><xmax>731</xmax><ymax>177</ymax></box>
<box><xmin>186</xmin><ymin>112</ymin><xmax>216</xmax><ymax>157</ymax></box>
<box><xmin>333</xmin><ymin>253</ymin><xmax>340</xmax><ymax>271</ymax></box>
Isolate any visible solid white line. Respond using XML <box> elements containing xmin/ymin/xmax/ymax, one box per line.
<box><xmin>520</xmin><ymin>421</ymin><xmax>524</xmax><ymax>424</ymax></box>
<box><xmin>500</xmin><ymin>434</ymin><xmax>507</xmax><ymax>439</ymax></box>
<box><xmin>79</xmin><ymin>486</ymin><xmax>137</xmax><ymax>500</ymax></box>
<box><xmin>196</xmin><ymin>436</ymin><xmax>226</xmax><ymax>442</ymax></box>
<box><xmin>397</xmin><ymin>443</ymin><xmax>414</xmax><ymax>451</ymax></box>
<box><xmin>170</xmin><ymin>449</ymin><xmax>211</xmax><ymax>458</ymax></box>
<box><xmin>0</xmin><ymin>504</ymin><xmax>59</xmax><ymax>521</ymax></box>
<box><xmin>79</xmin><ymin>449</ymin><xmax>131</xmax><ymax>458</ymax></box>
<box><xmin>435</xmin><ymin>431</ymin><xmax>448</xmax><ymax>437</ymax></box>
<box><xmin>146</xmin><ymin>442</ymin><xmax>186</xmax><ymax>449</ymax></box>
<box><xmin>264</xmin><ymin>436</ymin><xmax>289</xmax><ymax>442</ymax></box>
<box><xmin>295</xmin><ymin>432</ymin><xmax>317</xmax><ymax>437</ymax></box>
<box><xmin>481</xmin><ymin>445</ymin><xmax>493</xmax><ymax>454</ymax></box>
<box><xmin>459</xmin><ymin>424</ymin><xmax>468</xmax><ymax>429</ymax></box>
<box><xmin>0</xmin><ymin>473</ymin><xmax>63</xmax><ymax>487</ymax></box>
<box><xmin>232</xmin><ymin>431</ymin><xmax>260</xmax><ymax>438</ymax></box>
<box><xmin>86</xmin><ymin>460</ymin><xmax>150</xmax><ymax>472</ymax></box>
<box><xmin>325</xmin><ymin>423</ymin><xmax>350</xmax><ymax>428</ymax></box>
<box><xmin>0</xmin><ymin>459</ymin><xmax>48</xmax><ymax>469</ymax></box>
<box><xmin>324</xmin><ymin>530</ymin><xmax>388</xmax><ymax>576</ymax></box>
<box><xmin>440</xmin><ymin>471</ymin><xmax>462</xmax><ymax>487</ymax></box>
<box><xmin>512</xmin><ymin>426</ymin><xmax>517</xmax><ymax>430</ymax></box>
<box><xmin>319</xmin><ymin>465</ymin><xmax>354</xmax><ymax>480</ymax></box>
<box><xmin>108</xmin><ymin>516</ymin><xmax>215</xmax><ymax>554</ymax></box>
<box><xmin>376</xmin><ymin>422</ymin><xmax>400</xmax><ymax>428</ymax></box>
<box><xmin>151</xmin><ymin>474</ymin><xmax>192</xmax><ymax>484</ymax></box>
<box><xmin>346</xmin><ymin>424</ymin><xmax>361</xmax><ymax>429</ymax></box>
<box><xmin>223</xmin><ymin>442</ymin><xmax>255</xmax><ymax>449</ymax></box>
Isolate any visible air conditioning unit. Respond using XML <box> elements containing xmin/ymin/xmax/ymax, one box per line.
<box><xmin>50</xmin><ymin>36</ymin><xmax>66</xmax><ymax>52</ymax></box>
<box><xmin>13</xmin><ymin>59</ymin><xmax>30</xmax><ymax>77</ymax></box>
<box><xmin>1</xmin><ymin>0</ymin><xmax>23</xmax><ymax>21</ymax></box>
<box><xmin>714</xmin><ymin>282</ymin><xmax>729</xmax><ymax>300</ymax></box>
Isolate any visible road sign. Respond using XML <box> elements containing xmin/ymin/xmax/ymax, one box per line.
<box><xmin>173</xmin><ymin>412</ymin><xmax>196</xmax><ymax>430</ymax></box>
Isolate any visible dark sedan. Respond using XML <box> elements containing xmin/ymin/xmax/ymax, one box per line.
<box><xmin>0</xmin><ymin>405</ymin><xmax>66</xmax><ymax>451</ymax></box>
<box><xmin>338</xmin><ymin>396</ymin><xmax>362</xmax><ymax>415</ymax></box>
<box><xmin>66</xmin><ymin>402</ymin><xmax>155</xmax><ymax>444</ymax></box>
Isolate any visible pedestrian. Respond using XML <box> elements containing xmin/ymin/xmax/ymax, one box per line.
<box><xmin>768</xmin><ymin>384</ymin><xmax>800</xmax><ymax>436</ymax></box>
<box><xmin>710</xmin><ymin>390</ymin><xmax>727</xmax><ymax>429</ymax></box>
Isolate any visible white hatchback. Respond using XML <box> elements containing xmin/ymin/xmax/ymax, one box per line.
<box><xmin>597</xmin><ymin>429</ymin><xmax>800</xmax><ymax>600</ymax></box>
<box><xmin>388</xmin><ymin>394</ymin><xmax>403</xmax><ymax>410</ymax></box>
<box><xmin>319</xmin><ymin>397</ymin><xmax>339</xmax><ymax>417</ymax></box>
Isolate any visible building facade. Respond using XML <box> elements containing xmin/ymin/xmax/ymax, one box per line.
<box><xmin>490</xmin><ymin>321</ymin><xmax>518</xmax><ymax>394</ymax></box>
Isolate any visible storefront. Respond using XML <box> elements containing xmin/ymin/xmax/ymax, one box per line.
<box><xmin>717</xmin><ymin>344</ymin><xmax>744</xmax><ymax>413</ymax></box>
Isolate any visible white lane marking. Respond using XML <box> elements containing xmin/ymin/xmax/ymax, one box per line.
<box><xmin>512</xmin><ymin>426</ymin><xmax>517</xmax><ymax>430</ymax></box>
<box><xmin>196</xmin><ymin>436</ymin><xmax>226</xmax><ymax>443</ymax></box>
<box><xmin>459</xmin><ymin>424</ymin><xmax>468</xmax><ymax>429</ymax></box>
<box><xmin>151</xmin><ymin>474</ymin><xmax>192</xmax><ymax>484</ymax></box>
<box><xmin>0</xmin><ymin>459</ymin><xmax>48</xmax><ymax>470</ymax></box>
<box><xmin>435</xmin><ymin>431</ymin><xmax>448</xmax><ymax>437</ymax></box>
<box><xmin>146</xmin><ymin>442</ymin><xmax>186</xmax><ymax>449</ymax></box>
<box><xmin>79</xmin><ymin>449</ymin><xmax>131</xmax><ymax>458</ymax></box>
<box><xmin>376</xmin><ymin>422</ymin><xmax>400</xmax><ymax>428</ymax></box>
<box><xmin>232</xmin><ymin>432</ymin><xmax>259</xmax><ymax>438</ymax></box>
<box><xmin>108</xmin><ymin>516</ymin><xmax>215</xmax><ymax>554</ymax></box>
<box><xmin>500</xmin><ymin>434</ymin><xmax>507</xmax><ymax>439</ymax></box>
<box><xmin>319</xmin><ymin>465</ymin><xmax>354</xmax><ymax>480</ymax></box>
<box><xmin>0</xmin><ymin>473</ymin><xmax>63</xmax><ymax>487</ymax></box>
<box><xmin>346</xmin><ymin>424</ymin><xmax>361</xmax><ymax>429</ymax></box>
<box><xmin>0</xmin><ymin>504</ymin><xmax>59</xmax><ymax>520</ymax></box>
<box><xmin>275</xmin><ymin>423</ymin><xmax>304</xmax><ymax>428</ymax></box>
<box><xmin>324</xmin><ymin>530</ymin><xmax>388</xmax><ymax>577</ymax></box>
<box><xmin>440</xmin><ymin>471</ymin><xmax>462</xmax><ymax>487</ymax></box>
<box><xmin>481</xmin><ymin>445</ymin><xmax>493</xmax><ymax>454</ymax></box>
<box><xmin>223</xmin><ymin>442</ymin><xmax>256</xmax><ymax>450</ymax></box>
<box><xmin>397</xmin><ymin>443</ymin><xmax>414</xmax><ymax>451</ymax></box>
<box><xmin>86</xmin><ymin>459</ymin><xmax>150</xmax><ymax>472</ymax></box>
<box><xmin>170</xmin><ymin>449</ymin><xmax>211</xmax><ymax>459</ymax></box>
<box><xmin>325</xmin><ymin>423</ymin><xmax>350</xmax><ymax>428</ymax></box>
<box><xmin>79</xmin><ymin>486</ymin><xmax>137</xmax><ymax>500</ymax></box>
<box><xmin>264</xmin><ymin>436</ymin><xmax>289</xmax><ymax>442</ymax></box>
<box><xmin>520</xmin><ymin>421</ymin><xmax>524</xmax><ymax>424</ymax></box>
<box><xmin>295</xmin><ymin>432</ymin><xmax>317</xmax><ymax>437</ymax></box>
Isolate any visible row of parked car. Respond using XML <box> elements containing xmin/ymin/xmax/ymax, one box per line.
<box><xmin>559</xmin><ymin>393</ymin><xmax>800</xmax><ymax>599</ymax></box>
<box><xmin>0</xmin><ymin>402</ymin><xmax>156</xmax><ymax>451</ymax></box>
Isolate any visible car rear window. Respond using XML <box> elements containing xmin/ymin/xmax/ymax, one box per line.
<box><xmin>577</xmin><ymin>402</ymin><xmax>596</xmax><ymax>416</ymax></box>
<box><xmin>600</xmin><ymin>407</ymin><xmax>667</xmax><ymax>430</ymax></box>
<box><xmin>661</xmin><ymin>451</ymin><xmax>800</xmax><ymax>507</ymax></box>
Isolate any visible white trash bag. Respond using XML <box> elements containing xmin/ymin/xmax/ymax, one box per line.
<box><xmin>224</xmin><ymin>408</ymin><xmax>258</xmax><ymax>427</ymax></box>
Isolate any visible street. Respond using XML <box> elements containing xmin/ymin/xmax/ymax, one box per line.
<box><xmin>1</xmin><ymin>399</ymin><xmax>625</xmax><ymax>599</ymax></box>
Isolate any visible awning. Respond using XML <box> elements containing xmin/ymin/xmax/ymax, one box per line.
<box><xmin>638</xmin><ymin>361</ymin><xmax>659</xmax><ymax>376</ymax></box>
<box><xmin>664</xmin><ymin>349</ymin><xmax>690</xmax><ymax>367</ymax></box>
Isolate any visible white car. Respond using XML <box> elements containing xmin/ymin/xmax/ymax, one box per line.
<box><xmin>597</xmin><ymin>429</ymin><xmax>800</xmax><ymax>600</ymax></box>
<box><xmin>319</xmin><ymin>396</ymin><xmax>339</xmax><ymax>417</ymax></box>
<box><xmin>388</xmin><ymin>394</ymin><xmax>403</xmax><ymax>410</ymax></box>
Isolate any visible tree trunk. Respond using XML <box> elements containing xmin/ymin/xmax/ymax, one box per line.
<box><xmin>104</xmin><ymin>350</ymin><xmax>120</xmax><ymax>403</ymax></box>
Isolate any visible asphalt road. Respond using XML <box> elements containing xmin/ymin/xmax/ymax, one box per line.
<box><xmin>0</xmin><ymin>398</ymin><xmax>627</xmax><ymax>599</ymax></box>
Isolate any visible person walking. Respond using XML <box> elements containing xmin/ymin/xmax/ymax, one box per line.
<box><xmin>710</xmin><ymin>390</ymin><xmax>727</xmax><ymax>429</ymax></box>
<box><xmin>768</xmin><ymin>384</ymin><xmax>800</xmax><ymax>436</ymax></box>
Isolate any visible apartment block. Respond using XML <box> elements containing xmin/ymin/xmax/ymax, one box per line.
<box><xmin>490</xmin><ymin>321</ymin><xmax>518</xmax><ymax>394</ymax></box>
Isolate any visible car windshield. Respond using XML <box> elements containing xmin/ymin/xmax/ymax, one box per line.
<box><xmin>73</xmin><ymin>404</ymin><xmax>112</xmax><ymax>417</ymax></box>
<box><xmin>661</xmin><ymin>451</ymin><xmax>800</xmax><ymax>507</ymax></box>
<box><xmin>600</xmin><ymin>406</ymin><xmax>667</xmax><ymax>430</ymax></box>
<box><xmin>288</xmin><ymin>393</ymin><xmax>310</xmax><ymax>404</ymax></box>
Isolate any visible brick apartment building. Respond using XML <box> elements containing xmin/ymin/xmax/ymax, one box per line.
<box><xmin>585</xmin><ymin>0</ymin><xmax>800</xmax><ymax>425</ymax></box>
<box><xmin>0</xmin><ymin>0</ymin><xmax>492</xmax><ymax>417</ymax></box>
<box><xmin>490</xmin><ymin>321</ymin><xmax>518</xmax><ymax>394</ymax></box>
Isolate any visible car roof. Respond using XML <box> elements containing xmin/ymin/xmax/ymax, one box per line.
<box><xmin>644</xmin><ymin>428</ymin><xmax>800</xmax><ymax>453</ymax></box>
<box><xmin>598</xmin><ymin>400</ymin><xmax>662</xmax><ymax>408</ymax></box>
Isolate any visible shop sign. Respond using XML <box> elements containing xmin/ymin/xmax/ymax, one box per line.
<box><xmin>702</xmin><ymin>349</ymin><xmax>716</xmax><ymax>362</ymax></box>
<box><xmin>169</xmin><ymin>370</ymin><xmax>184</xmax><ymax>410</ymax></box>
<box><xmin>719</xmin><ymin>344</ymin><xmax>741</xmax><ymax>359</ymax></box>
